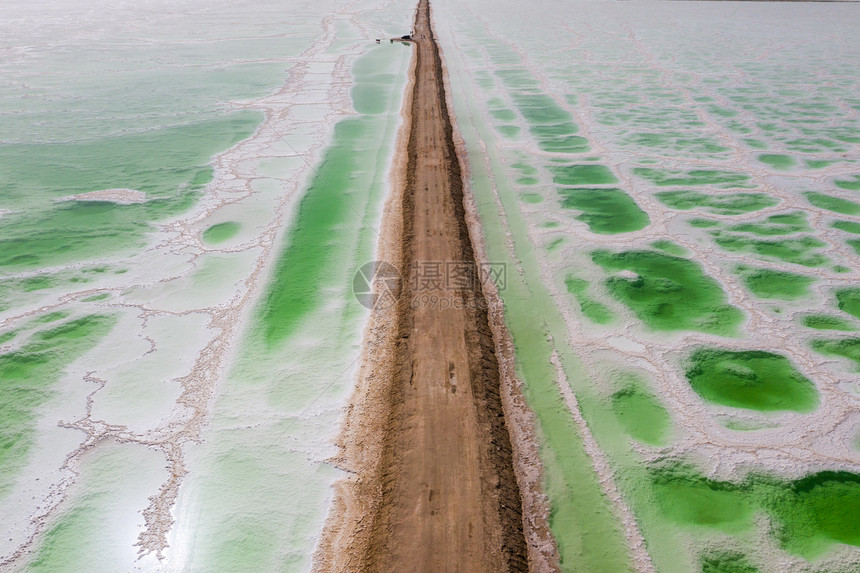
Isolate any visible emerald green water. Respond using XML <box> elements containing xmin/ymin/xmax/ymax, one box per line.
<box><xmin>804</xmin><ymin>192</ymin><xmax>860</xmax><ymax>215</ymax></box>
<box><xmin>512</xmin><ymin>93</ymin><xmax>574</xmax><ymax>125</ymax></box>
<box><xmin>552</xmin><ymin>165</ymin><xmax>618</xmax><ymax>186</ymax></box>
<box><xmin>737</xmin><ymin>267</ymin><xmax>814</xmax><ymax>300</ymax></box>
<box><xmin>835</xmin><ymin>175</ymin><xmax>860</xmax><ymax>191</ymax></box>
<box><xmin>685</xmin><ymin>349</ymin><xmax>818</xmax><ymax>412</ymax></box>
<box><xmin>811</xmin><ymin>338</ymin><xmax>860</xmax><ymax>370</ymax></box>
<box><xmin>644</xmin><ymin>465</ymin><xmax>860</xmax><ymax>559</ymax></box>
<box><xmin>651</xmin><ymin>240</ymin><xmax>687</xmax><ymax>256</ymax></box>
<box><xmin>0</xmin><ymin>314</ymin><xmax>116</xmax><ymax>497</ymax></box>
<box><xmin>490</xmin><ymin>108</ymin><xmax>517</xmax><ymax>121</ymax></box>
<box><xmin>564</xmin><ymin>276</ymin><xmax>615</xmax><ymax>324</ymax></box>
<box><xmin>433</xmin><ymin>4</ymin><xmax>860</xmax><ymax>570</ymax></box>
<box><xmin>447</xmin><ymin>59</ymin><xmax>633</xmax><ymax>569</ymax></box>
<box><xmin>32</xmin><ymin>311</ymin><xmax>71</xmax><ymax>324</ymax></box>
<box><xmin>257</xmin><ymin>118</ymin><xmax>373</xmax><ymax>345</ymax></box>
<box><xmin>836</xmin><ymin>289</ymin><xmax>860</xmax><ymax>320</ymax></box>
<box><xmin>757</xmin><ymin>154</ymin><xmax>795</xmax><ymax>170</ymax></box>
<box><xmin>769</xmin><ymin>471</ymin><xmax>860</xmax><ymax>557</ymax></box>
<box><xmin>559</xmin><ymin>188</ymin><xmax>649</xmax><ymax>234</ymax></box>
<box><xmin>0</xmin><ymin>113</ymin><xmax>259</xmax><ymax>269</ymax></box>
<box><xmin>81</xmin><ymin>293</ymin><xmax>110</xmax><ymax>303</ymax></box>
<box><xmin>650</xmin><ymin>466</ymin><xmax>755</xmax><ymax>532</ymax></box>
<box><xmin>496</xmin><ymin>68</ymin><xmax>541</xmax><ymax>90</ymax></box>
<box><xmin>727</xmin><ymin>212</ymin><xmax>810</xmax><ymax>236</ymax></box>
<box><xmin>592</xmin><ymin>250</ymin><xmax>743</xmax><ymax>335</ymax></box>
<box><xmin>802</xmin><ymin>315</ymin><xmax>857</xmax><ymax>331</ymax></box>
<box><xmin>202</xmin><ymin>222</ymin><xmax>241</xmax><ymax>245</ymax></box>
<box><xmin>498</xmin><ymin>125</ymin><xmax>522</xmax><ymax>138</ymax></box>
<box><xmin>656</xmin><ymin>190</ymin><xmax>778</xmax><ymax>215</ymax></box>
<box><xmin>712</xmin><ymin>233</ymin><xmax>828</xmax><ymax>267</ymax></box>
<box><xmin>634</xmin><ymin>167</ymin><xmax>752</xmax><ymax>188</ymax></box>
<box><xmin>256</xmin><ymin>43</ymin><xmax>409</xmax><ymax>347</ymax></box>
<box><xmin>832</xmin><ymin>220</ymin><xmax>860</xmax><ymax>234</ymax></box>
<box><xmin>611</xmin><ymin>375</ymin><xmax>671</xmax><ymax>446</ymax></box>
<box><xmin>507</xmin><ymin>92</ymin><xmax>589</xmax><ymax>153</ymax></box>
<box><xmin>689</xmin><ymin>218</ymin><xmax>721</xmax><ymax>228</ymax></box>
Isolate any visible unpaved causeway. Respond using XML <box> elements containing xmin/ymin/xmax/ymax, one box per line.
<box><xmin>315</xmin><ymin>0</ymin><xmax>530</xmax><ymax>571</ymax></box>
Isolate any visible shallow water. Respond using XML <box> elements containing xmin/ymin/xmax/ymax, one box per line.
<box><xmin>4</xmin><ymin>0</ymin><xmax>860</xmax><ymax>570</ymax></box>
<box><xmin>433</xmin><ymin>0</ymin><xmax>860</xmax><ymax>570</ymax></box>
<box><xmin>0</xmin><ymin>0</ymin><xmax>412</xmax><ymax>569</ymax></box>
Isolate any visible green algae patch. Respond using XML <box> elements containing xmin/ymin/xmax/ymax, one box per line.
<box><xmin>811</xmin><ymin>338</ymin><xmax>860</xmax><ymax>370</ymax></box>
<box><xmin>551</xmin><ymin>165</ymin><xmax>618</xmax><ymax>186</ymax></box>
<box><xmin>650</xmin><ymin>240</ymin><xmax>687</xmax><ymax>256</ymax></box>
<box><xmin>559</xmin><ymin>188</ymin><xmax>649</xmax><ymax>234</ymax></box>
<box><xmin>520</xmin><ymin>193</ymin><xmax>543</xmax><ymax>204</ymax></box>
<box><xmin>656</xmin><ymin>190</ymin><xmax>778</xmax><ymax>215</ymax></box>
<box><xmin>511</xmin><ymin>93</ymin><xmax>573</xmax><ymax>125</ymax></box>
<box><xmin>701</xmin><ymin>551</ymin><xmax>759</xmax><ymax>573</ymax></box>
<box><xmin>737</xmin><ymin>267</ymin><xmax>814</xmax><ymax>300</ymax></box>
<box><xmin>832</xmin><ymin>220</ymin><xmax>860</xmax><ymax>235</ymax></box>
<box><xmin>537</xmin><ymin>134</ymin><xmax>589</xmax><ymax>154</ymax></box>
<box><xmin>836</xmin><ymin>288</ymin><xmax>860</xmax><ymax>320</ymax></box>
<box><xmin>81</xmin><ymin>293</ymin><xmax>110</xmax><ymax>303</ymax></box>
<box><xmin>489</xmin><ymin>108</ymin><xmax>517</xmax><ymax>121</ymax></box>
<box><xmin>611</xmin><ymin>376</ymin><xmax>671</xmax><ymax>446</ymax></box>
<box><xmin>835</xmin><ymin>175</ymin><xmax>860</xmax><ymax>191</ymax></box>
<box><xmin>689</xmin><ymin>218</ymin><xmax>721</xmax><ymax>228</ymax></box>
<box><xmin>33</xmin><ymin>311</ymin><xmax>71</xmax><ymax>324</ymax></box>
<box><xmin>202</xmin><ymin>221</ymin><xmax>240</xmax><ymax>245</ymax></box>
<box><xmin>592</xmin><ymin>250</ymin><xmax>742</xmax><ymax>335</ymax></box>
<box><xmin>712</xmin><ymin>233</ymin><xmax>828</xmax><ymax>267</ymax></box>
<box><xmin>685</xmin><ymin>349</ymin><xmax>818</xmax><ymax>412</ymax></box>
<box><xmin>508</xmin><ymin>92</ymin><xmax>588</xmax><ymax>153</ymax></box>
<box><xmin>258</xmin><ymin>118</ymin><xmax>368</xmax><ymax>345</ymax></box>
<box><xmin>649</xmin><ymin>466</ymin><xmax>860</xmax><ymax>558</ymax></box>
<box><xmin>764</xmin><ymin>471</ymin><xmax>860</xmax><ymax>558</ymax></box>
<box><xmin>0</xmin><ymin>314</ymin><xmax>116</xmax><ymax>497</ymax></box>
<box><xmin>758</xmin><ymin>154</ymin><xmax>795</xmax><ymax>170</ymax></box>
<box><xmin>728</xmin><ymin>211</ymin><xmax>809</xmax><ymax>236</ymax></box>
<box><xmin>564</xmin><ymin>276</ymin><xmax>614</xmax><ymax>325</ymax></box>
<box><xmin>802</xmin><ymin>315</ymin><xmax>856</xmax><ymax>331</ymax></box>
<box><xmin>804</xmin><ymin>192</ymin><xmax>860</xmax><ymax>216</ymax></box>
<box><xmin>651</xmin><ymin>466</ymin><xmax>754</xmax><ymax>532</ymax></box>
<box><xmin>634</xmin><ymin>167</ymin><xmax>752</xmax><ymax>188</ymax></box>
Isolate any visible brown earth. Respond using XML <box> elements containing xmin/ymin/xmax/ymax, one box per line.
<box><xmin>314</xmin><ymin>0</ymin><xmax>534</xmax><ymax>571</ymax></box>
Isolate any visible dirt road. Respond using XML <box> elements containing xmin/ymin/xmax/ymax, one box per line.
<box><xmin>315</xmin><ymin>0</ymin><xmax>529</xmax><ymax>571</ymax></box>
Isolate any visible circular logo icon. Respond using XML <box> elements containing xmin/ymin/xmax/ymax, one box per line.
<box><xmin>352</xmin><ymin>261</ymin><xmax>402</xmax><ymax>310</ymax></box>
